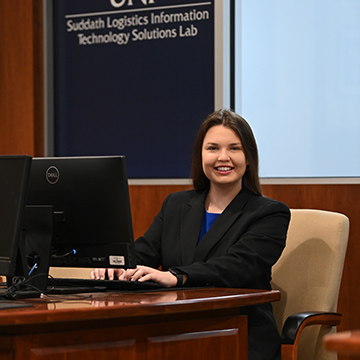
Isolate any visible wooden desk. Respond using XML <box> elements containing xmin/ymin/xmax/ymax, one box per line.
<box><xmin>0</xmin><ymin>287</ymin><xmax>280</xmax><ymax>360</ymax></box>
<box><xmin>324</xmin><ymin>329</ymin><xmax>360</xmax><ymax>357</ymax></box>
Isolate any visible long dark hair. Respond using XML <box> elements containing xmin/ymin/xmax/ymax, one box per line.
<box><xmin>191</xmin><ymin>109</ymin><xmax>262</xmax><ymax>195</ymax></box>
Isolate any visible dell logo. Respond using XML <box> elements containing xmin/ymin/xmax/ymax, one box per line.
<box><xmin>46</xmin><ymin>166</ymin><xmax>60</xmax><ymax>184</ymax></box>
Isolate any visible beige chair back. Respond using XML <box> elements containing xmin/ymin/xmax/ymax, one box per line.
<box><xmin>271</xmin><ymin>209</ymin><xmax>349</xmax><ymax>360</ymax></box>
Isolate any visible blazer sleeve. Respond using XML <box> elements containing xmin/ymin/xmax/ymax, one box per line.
<box><xmin>133</xmin><ymin>194</ymin><xmax>171</xmax><ymax>269</ymax></box>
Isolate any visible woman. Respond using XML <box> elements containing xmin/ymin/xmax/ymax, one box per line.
<box><xmin>92</xmin><ymin>109</ymin><xmax>290</xmax><ymax>360</ymax></box>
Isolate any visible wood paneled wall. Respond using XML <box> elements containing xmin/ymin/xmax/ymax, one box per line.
<box><xmin>129</xmin><ymin>183</ymin><xmax>360</xmax><ymax>360</ymax></box>
<box><xmin>0</xmin><ymin>0</ymin><xmax>44</xmax><ymax>156</ymax></box>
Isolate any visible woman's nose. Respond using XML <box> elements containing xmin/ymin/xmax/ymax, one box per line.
<box><xmin>218</xmin><ymin>149</ymin><xmax>230</xmax><ymax>161</ymax></box>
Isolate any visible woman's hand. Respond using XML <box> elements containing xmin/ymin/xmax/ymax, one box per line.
<box><xmin>120</xmin><ymin>265</ymin><xmax>179</xmax><ymax>288</ymax></box>
<box><xmin>90</xmin><ymin>268</ymin><xmax>125</xmax><ymax>280</ymax></box>
<box><xmin>91</xmin><ymin>266</ymin><xmax>186</xmax><ymax>287</ymax></box>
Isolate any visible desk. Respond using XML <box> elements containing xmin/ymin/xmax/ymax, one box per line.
<box><xmin>324</xmin><ymin>330</ymin><xmax>360</xmax><ymax>357</ymax></box>
<box><xmin>0</xmin><ymin>287</ymin><xmax>280</xmax><ymax>360</ymax></box>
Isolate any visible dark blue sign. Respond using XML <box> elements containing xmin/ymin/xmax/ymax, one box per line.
<box><xmin>54</xmin><ymin>0</ymin><xmax>215</xmax><ymax>178</ymax></box>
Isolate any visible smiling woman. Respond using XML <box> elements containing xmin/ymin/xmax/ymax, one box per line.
<box><xmin>201</xmin><ymin>125</ymin><xmax>247</xmax><ymax>208</ymax></box>
<box><xmin>93</xmin><ymin>109</ymin><xmax>290</xmax><ymax>360</ymax></box>
<box><xmin>192</xmin><ymin>109</ymin><xmax>261</xmax><ymax>196</ymax></box>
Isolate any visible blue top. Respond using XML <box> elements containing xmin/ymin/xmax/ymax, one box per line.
<box><xmin>198</xmin><ymin>209</ymin><xmax>221</xmax><ymax>243</ymax></box>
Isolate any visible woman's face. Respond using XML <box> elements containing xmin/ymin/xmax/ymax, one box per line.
<box><xmin>201</xmin><ymin>125</ymin><xmax>247</xmax><ymax>190</ymax></box>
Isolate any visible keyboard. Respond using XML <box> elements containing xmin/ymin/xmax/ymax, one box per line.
<box><xmin>47</xmin><ymin>277</ymin><xmax>164</xmax><ymax>293</ymax></box>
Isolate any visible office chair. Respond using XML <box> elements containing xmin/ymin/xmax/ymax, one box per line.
<box><xmin>271</xmin><ymin>209</ymin><xmax>350</xmax><ymax>360</ymax></box>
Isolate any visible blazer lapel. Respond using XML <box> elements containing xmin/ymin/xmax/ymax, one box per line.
<box><xmin>193</xmin><ymin>187</ymin><xmax>253</xmax><ymax>262</ymax></box>
<box><xmin>179</xmin><ymin>191</ymin><xmax>206</xmax><ymax>265</ymax></box>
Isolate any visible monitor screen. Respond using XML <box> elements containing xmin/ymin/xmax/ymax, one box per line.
<box><xmin>0</xmin><ymin>155</ymin><xmax>32</xmax><ymax>276</ymax></box>
<box><xmin>26</xmin><ymin>156</ymin><xmax>136</xmax><ymax>269</ymax></box>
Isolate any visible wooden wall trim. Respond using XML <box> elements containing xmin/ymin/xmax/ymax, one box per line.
<box><xmin>33</xmin><ymin>0</ymin><xmax>45</xmax><ymax>156</ymax></box>
<box><xmin>0</xmin><ymin>0</ymin><xmax>44</xmax><ymax>156</ymax></box>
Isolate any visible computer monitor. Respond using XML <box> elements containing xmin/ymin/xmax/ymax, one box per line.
<box><xmin>25</xmin><ymin>156</ymin><xmax>136</xmax><ymax>270</ymax></box>
<box><xmin>0</xmin><ymin>155</ymin><xmax>32</xmax><ymax>277</ymax></box>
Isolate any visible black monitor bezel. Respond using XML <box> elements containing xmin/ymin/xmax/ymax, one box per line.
<box><xmin>25</xmin><ymin>155</ymin><xmax>136</xmax><ymax>270</ymax></box>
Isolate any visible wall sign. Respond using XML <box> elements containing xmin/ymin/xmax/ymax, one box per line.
<box><xmin>54</xmin><ymin>0</ymin><xmax>215</xmax><ymax>178</ymax></box>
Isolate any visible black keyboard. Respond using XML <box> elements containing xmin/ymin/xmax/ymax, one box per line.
<box><xmin>48</xmin><ymin>277</ymin><xmax>164</xmax><ymax>292</ymax></box>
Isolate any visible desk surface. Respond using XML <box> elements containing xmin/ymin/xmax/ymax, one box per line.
<box><xmin>0</xmin><ymin>287</ymin><xmax>280</xmax><ymax>331</ymax></box>
<box><xmin>324</xmin><ymin>330</ymin><xmax>360</xmax><ymax>357</ymax></box>
<box><xmin>0</xmin><ymin>288</ymin><xmax>280</xmax><ymax>360</ymax></box>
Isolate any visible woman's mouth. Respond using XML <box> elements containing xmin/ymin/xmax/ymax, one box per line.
<box><xmin>215</xmin><ymin>166</ymin><xmax>234</xmax><ymax>174</ymax></box>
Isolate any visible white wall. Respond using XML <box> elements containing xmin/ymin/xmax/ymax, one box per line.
<box><xmin>235</xmin><ymin>0</ymin><xmax>360</xmax><ymax>178</ymax></box>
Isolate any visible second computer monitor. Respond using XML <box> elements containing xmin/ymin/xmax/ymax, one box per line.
<box><xmin>0</xmin><ymin>155</ymin><xmax>32</xmax><ymax>277</ymax></box>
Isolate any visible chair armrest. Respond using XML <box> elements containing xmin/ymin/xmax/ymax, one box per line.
<box><xmin>281</xmin><ymin>311</ymin><xmax>342</xmax><ymax>345</ymax></box>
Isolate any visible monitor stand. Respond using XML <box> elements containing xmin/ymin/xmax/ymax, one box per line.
<box><xmin>6</xmin><ymin>205</ymin><xmax>53</xmax><ymax>300</ymax></box>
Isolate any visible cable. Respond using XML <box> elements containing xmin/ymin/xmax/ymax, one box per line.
<box><xmin>51</xmin><ymin>249</ymin><xmax>77</xmax><ymax>258</ymax></box>
<box><xmin>28</xmin><ymin>263</ymin><xmax>38</xmax><ymax>276</ymax></box>
<box><xmin>5</xmin><ymin>275</ymin><xmax>45</xmax><ymax>300</ymax></box>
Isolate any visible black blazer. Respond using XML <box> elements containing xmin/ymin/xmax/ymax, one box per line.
<box><xmin>135</xmin><ymin>186</ymin><xmax>290</xmax><ymax>288</ymax></box>
<box><xmin>134</xmin><ymin>186</ymin><xmax>290</xmax><ymax>360</ymax></box>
